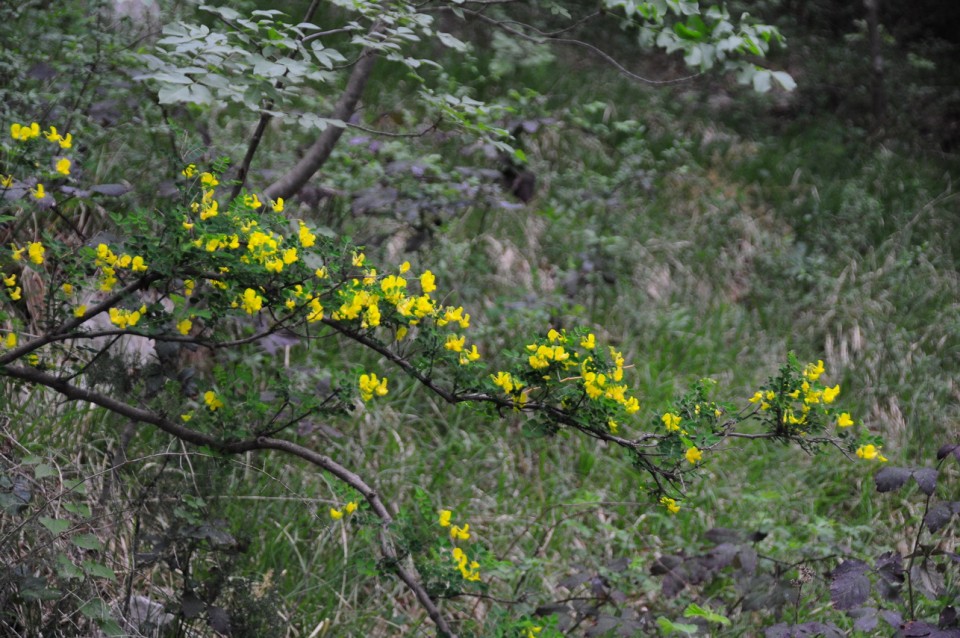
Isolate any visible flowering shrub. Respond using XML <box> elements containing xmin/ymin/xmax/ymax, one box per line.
<box><xmin>0</xmin><ymin>120</ymin><xmax>889</xmax><ymax>636</ymax></box>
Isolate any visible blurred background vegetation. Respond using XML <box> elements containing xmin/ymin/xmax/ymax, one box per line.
<box><xmin>1</xmin><ymin>0</ymin><xmax>957</xmax><ymax>635</ymax></box>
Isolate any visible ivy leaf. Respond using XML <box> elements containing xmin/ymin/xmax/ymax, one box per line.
<box><xmin>830</xmin><ymin>559</ymin><xmax>870</xmax><ymax>610</ymax></box>
<box><xmin>912</xmin><ymin>468</ymin><xmax>938</xmax><ymax>495</ymax></box>
<box><xmin>874</xmin><ymin>466</ymin><xmax>912</xmax><ymax>493</ymax></box>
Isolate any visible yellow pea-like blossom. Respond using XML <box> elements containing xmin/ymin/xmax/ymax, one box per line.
<box><xmin>659</xmin><ymin>496</ymin><xmax>680</xmax><ymax>514</ymax></box>
<box><xmin>444</xmin><ymin>334</ymin><xmax>465</xmax><ymax>353</ymax></box>
<box><xmin>3</xmin><ymin>273</ymin><xmax>16</xmax><ymax>287</ymax></box>
<box><xmin>181</xmin><ymin>413</ymin><xmax>193</xmax><ymax>422</ymax></box>
<box><xmin>607</xmin><ymin>419</ymin><xmax>619</xmax><ymax>434</ymax></box>
<box><xmin>329</xmin><ymin>508</ymin><xmax>343</xmax><ymax>520</ymax></box>
<box><xmin>27</xmin><ymin>241</ymin><xmax>46</xmax><ymax>264</ymax></box>
<box><xmin>662</xmin><ymin>412</ymin><xmax>682</xmax><ymax>432</ymax></box>
<box><xmin>459</xmin><ymin>344</ymin><xmax>480</xmax><ymax>365</ymax></box>
<box><xmin>358</xmin><ymin>373</ymin><xmax>388</xmax><ymax>401</ymax></box>
<box><xmin>297</xmin><ymin>220</ymin><xmax>315</xmax><ymax>247</ymax></box>
<box><xmin>73</xmin><ymin>305</ymin><xmax>86</xmax><ymax>318</ymax></box>
<box><xmin>822</xmin><ymin>384</ymin><xmax>840</xmax><ymax>403</ymax></box>
<box><xmin>0</xmin><ymin>174</ymin><xmax>12</xmax><ymax>188</ymax></box>
<box><xmin>177</xmin><ymin>319</ymin><xmax>192</xmax><ymax>335</ymax></box>
<box><xmin>352</xmin><ymin>251</ymin><xmax>365</xmax><ymax>267</ymax></box>
<box><xmin>399</xmin><ymin>261</ymin><xmax>411</xmax><ymax>273</ymax></box>
<box><xmin>204</xmin><ymin>390</ymin><xmax>224</xmax><ymax>411</ymax></box>
<box><xmin>491</xmin><ymin>371</ymin><xmax>516</xmax><ymax>394</ymax></box>
<box><xmin>131</xmin><ymin>256</ymin><xmax>147</xmax><ymax>272</ymax></box>
<box><xmin>580</xmin><ymin>333</ymin><xmax>596</xmax><ymax>349</ymax></box>
<box><xmin>61</xmin><ymin>282</ymin><xmax>72</xmax><ymax>294</ymax></box>
<box><xmin>240</xmin><ymin>288</ymin><xmax>263</xmax><ymax>314</ymax></box>
<box><xmin>271</xmin><ymin>197</ymin><xmax>284</xmax><ymax>212</ymax></box>
<box><xmin>32</xmin><ymin>184</ymin><xmax>45</xmax><ymax>200</ymax></box>
<box><xmin>4</xmin><ymin>332</ymin><xmax>17</xmax><ymax>348</ymax></box>
<box><xmin>181</xmin><ymin>164</ymin><xmax>197</xmax><ymax>178</ymax></box>
<box><xmin>438</xmin><ymin>509</ymin><xmax>452</xmax><ymax>527</ymax></box>
<box><xmin>856</xmin><ymin>444</ymin><xmax>887</xmax><ymax>462</ymax></box>
<box><xmin>685</xmin><ymin>446</ymin><xmax>702</xmax><ymax>464</ymax></box>
<box><xmin>345</xmin><ymin>502</ymin><xmax>357</xmax><ymax>514</ymax></box>
<box><xmin>200</xmin><ymin>172</ymin><xmax>219</xmax><ymax>187</ymax></box>
<box><xmin>420</xmin><ymin>270</ymin><xmax>436</xmax><ymax>293</ymax></box>
<box><xmin>803</xmin><ymin>360</ymin><xmax>825</xmax><ymax>381</ymax></box>
<box><xmin>450</xmin><ymin>524</ymin><xmax>470</xmax><ymax>541</ymax></box>
<box><xmin>837</xmin><ymin>412</ymin><xmax>854</xmax><ymax>428</ymax></box>
<box><xmin>9</xmin><ymin>287</ymin><xmax>21</xmax><ymax>300</ymax></box>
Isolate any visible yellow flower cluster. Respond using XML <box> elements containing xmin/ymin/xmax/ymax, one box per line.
<box><xmin>330</xmin><ymin>501</ymin><xmax>358</xmax><ymax>520</ymax></box>
<box><xmin>204</xmin><ymin>390</ymin><xmax>224</xmax><ymax>411</ymax></box>
<box><xmin>856</xmin><ymin>444</ymin><xmax>887</xmax><ymax>462</ymax></box>
<box><xmin>2</xmin><ymin>271</ymin><xmax>21</xmax><ymax>301</ymax></box>
<box><xmin>749</xmin><ymin>358</ymin><xmax>842</xmax><ymax>429</ymax></box>
<box><xmin>108</xmin><ymin>305</ymin><xmax>146</xmax><ymax>329</ymax></box>
<box><xmin>490</xmin><ymin>370</ymin><xmax>526</xmax><ymax>409</ymax></box>
<box><xmin>438</xmin><ymin>509</ymin><xmax>480</xmax><ymax>582</ymax></box>
<box><xmin>358</xmin><ymin>372</ymin><xmax>388</xmax><ymax>402</ymax></box>
<box><xmin>94</xmin><ymin>243</ymin><xmax>148</xmax><ymax>292</ymax></box>
<box><xmin>659</xmin><ymin>496</ymin><xmax>681</xmax><ymax>514</ymax></box>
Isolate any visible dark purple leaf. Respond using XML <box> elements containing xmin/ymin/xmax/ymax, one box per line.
<box><xmin>207</xmin><ymin>606</ymin><xmax>231</xmax><ymax>634</ymax></box>
<box><xmin>924</xmin><ymin>502</ymin><xmax>956</xmax><ymax>533</ymax></box>
<box><xmin>765</xmin><ymin>623</ymin><xmax>791</xmax><ymax>638</ymax></box>
<box><xmin>605</xmin><ymin>557</ymin><xmax>630</xmax><ymax>573</ymax></box>
<box><xmin>793</xmin><ymin>621</ymin><xmax>843</xmax><ymax>637</ymax></box>
<box><xmin>913</xmin><ymin>468</ymin><xmax>939</xmax><ymax>495</ymax></box>
<box><xmin>830</xmin><ymin>559</ymin><xmax>871</xmax><ymax>610</ymax></box>
<box><xmin>90</xmin><ymin>183</ymin><xmax>132</xmax><ymax>197</ymax></box>
<box><xmin>941</xmin><ymin>606</ymin><xmax>958</xmax><ymax>629</ymax></box>
<box><xmin>936</xmin><ymin>444</ymin><xmax>960</xmax><ymax>462</ymax></box>
<box><xmin>875</xmin><ymin>466</ymin><xmax>913</xmax><ymax>493</ymax></box>
<box><xmin>558</xmin><ymin>571</ymin><xmax>592</xmax><ymax>590</ymax></box>
<box><xmin>736</xmin><ymin>546</ymin><xmax>758</xmax><ymax>575</ymax></box>
<box><xmin>59</xmin><ymin>185</ymin><xmax>92</xmax><ymax>198</ymax></box>
<box><xmin>902</xmin><ymin>620</ymin><xmax>943</xmax><ymax>637</ymax></box>
<box><xmin>180</xmin><ymin>592</ymin><xmax>204</xmax><ymax>619</ymax></box>
<box><xmin>849</xmin><ymin>606</ymin><xmax>879</xmax><ymax>631</ymax></box>
<box><xmin>876</xmin><ymin>551</ymin><xmax>905</xmax><ymax>584</ymax></box>
<box><xmin>705</xmin><ymin>527</ymin><xmax>743</xmax><ymax>544</ymax></box>
<box><xmin>650</xmin><ymin>555</ymin><xmax>683</xmax><ymax>576</ymax></box>
<box><xmin>700</xmin><ymin>543</ymin><xmax>739</xmax><ymax>571</ymax></box>
<box><xmin>910</xmin><ymin>563</ymin><xmax>945</xmax><ymax>599</ymax></box>
<box><xmin>881</xmin><ymin>609</ymin><xmax>904</xmax><ymax>628</ymax></box>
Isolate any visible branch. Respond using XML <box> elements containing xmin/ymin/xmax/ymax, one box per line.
<box><xmin>263</xmin><ymin>48</ymin><xmax>378</xmax><ymax>202</ymax></box>
<box><xmin>0</xmin><ymin>364</ymin><xmax>458</xmax><ymax>637</ymax></box>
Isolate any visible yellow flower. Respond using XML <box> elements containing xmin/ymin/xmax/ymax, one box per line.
<box><xmin>32</xmin><ymin>183</ymin><xmax>45</xmax><ymax>200</ymax></box>
<box><xmin>3</xmin><ymin>273</ymin><xmax>16</xmax><ymax>287</ymax></box>
<box><xmin>131</xmin><ymin>256</ymin><xmax>147</xmax><ymax>272</ymax></box>
<box><xmin>297</xmin><ymin>221</ymin><xmax>315</xmax><ymax>247</ymax></box>
<box><xmin>685</xmin><ymin>446</ymin><xmax>702</xmax><ymax>464</ymax></box>
<box><xmin>240</xmin><ymin>288</ymin><xmax>263</xmax><ymax>314</ymax></box>
<box><xmin>444</xmin><ymin>334</ymin><xmax>465</xmax><ymax>353</ymax></box>
<box><xmin>282</xmin><ymin>247</ymin><xmax>298</xmax><ymax>265</ymax></box>
<box><xmin>243</xmin><ymin>193</ymin><xmax>262</xmax><ymax>209</ymax></box>
<box><xmin>580</xmin><ymin>333</ymin><xmax>596</xmax><ymax>349</ymax></box>
<box><xmin>200</xmin><ymin>172</ymin><xmax>219</xmax><ymax>187</ymax></box>
<box><xmin>55</xmin><ymin>158</ymin><xmax>71</xmax><ymax>175</ymax></box>
<box><xmin>271</xmin><ymin>197</ymin><xmax>284</xmax><ymax>212</ymax></box>
<box><xmin>60</xmin><ymin>282</ymin><xmax>72</xmax><ymax>294</ymax></box>
<box><xmin>352</xmin><ymin>251</ymin><xmax>365</xmax><ymax>267</ymax></box>
<box><xmin>749</xmin><ymin>391</ymin><xmax>763</xmax><ymax>403</ymax></box>
<box><xmin>181</xmin><ymin>164</ymin><xmax>197</xmax><ymax>178</ymax></box>
<box><xmin>11</xmin><ymin>122</ymin><xmax>40</xmax><ymax>141</ymax></box>
<box><xmin>27</xmin><ymin>242</ymin><xmax>44</xmax><ymax>265</ymax></box>
<box><xmin>547</xmin><ymin>328</ymin><xmax>562</xmax><ymax>342</ymax></box>
<box><xmin>180</xmin><ymin>413</ymin><xmax>193</xmax><ymax>422</ymax></box>
<box><xmin>527</xmin><ymin>628</ymin><xmax>542</xmax><ymax>638</ymax></box>
<box><xmin>856</xmin><ymin>444</ymin><xmax>886</xmax><ymax>462</ymax></box>
<box><xmin>44</xmin><ymin>126</ymin><xmax>61</xmax><ymax>143</ymax></box>
<box><xmin>661</xmin><ymin>412</ymin><xmax>682</xmax><ymax>432</ymax></box>
<box><xmin>73</xmin><ymin>305</ymin><xmax>86</xmax><ymax>318</ymax></box>
<box><xmin>329</xmin><ymin>508</ymin><xmax>343</xmax><ymax>520</ymax></box>
<box><xmin>399</xmin><ymin>261</ymin><xmax>411</xmax><ymax>273</ymax></box>
<box><xmin>491</xmin><ymin>371</ymin><xmax>516</xmax><ymax>394</ymax></box>
<box><xmin>204</xmin><ymin>390</ymin><xmax>224</xmax><ymax>411</ymax></box>
<box><xmin>177</xmin><ymin>319</ymin><xmax>192</xmax><ymax>335</ymax></box>
<box><xmin>11</xmin><ymin>245</ymin><xmax>25</xmax><ymax>261</ymax></box>
<box><xmin>438</xmin><ymin>509</ymin><xmax>452</xmax><ymax>527</ymax></box>
<box><xmin>4</xmin><ymin>332</ymin><xmax>17</xmax><ymax>348</ymax></box>
<box><xmin>659</xmin><ymin>496</ymin><xmax>680</xmax><ymax>514</ymax></box>
<box><xmin>803</xmin><ymin>360</ymin><xmax>825</xmax><ymax>381</ymax></box>
<box><xmin>58</xmin><ymin>133</ymin><xmax>72</xmax><ymax>149</ymax></box>
<box><xmin>459</xmin><ymin>344</ymin><xmax>480</xmax><ymax>364</ymax></box>
<box><xmin>182</xmin><ymin>220</ymin><xmax>195</xmax><ymax>230</ymax></box>
<box><xmin>420</xmin><ymin>270</ymin><xmax>436</xmax><ymax>293</ymax></box>
<box><xmin>837</xmin><ymin>412</ymin><xmax>854</xmax><ymax>428</ymax></box>
<box><xmin>345</xmin><ymin>501</ymin><xmax>357</xmax><ymax>514</ymax></box>
<box><xmin>822</xmin><ymin>384</ymin><xmax>840</xmax><ymax>403</ymax></box>
<box><xmin>450</xmin><ymin>524</ymin><xmax>470</xmax><ymax>541</ymax></box>
<box><xmin>0</xmin><ymin>174</ymin><xmax>12</xmax><ymax>188</ymax></box>
<box><xmin>358</xmin><ymin>373</ymin><xmax>388</xmax><ymax>401</ymax></box>
<box><xmin>9</xmin><ymin>287</ymin><xmax>21</xmax><ymax>300</ymax></box>
<box><xmin>607</xmin><ymin>419</ymin><xmax>619</xmax><ymax>434</ymax></box>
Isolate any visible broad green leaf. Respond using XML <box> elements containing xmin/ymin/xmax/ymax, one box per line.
<box><xmin>34</xmin><ymin>464</ymin><xmax>58</xmax><ymax>479</ymax></box>
<box><xmin>82</xmin><ymin>560</ymin><xmax>117</xmax><ymax>582</ymax></box>
<box><xmin>657</xmin><ymin>616</ymin><xmax>699</xmax><ymax>635</ymax></box>
<box><xmin>39</xmin><ymin>517</ymin><xmax>71</xmax><ymax>535</ymax></box>
<box><xmin>683</xmin><ymin>603</ymin><xmax>731</xmax><ymax>625</ymax></box>
<box><xmin>55</xmin><ymin>554</ymin><xmax>84</xmax><ymax>580</ymax></box>
<box><xmin>71</xmin><ymin>533</ymin><xmax>103</xmax><ymax>551</ymax></box>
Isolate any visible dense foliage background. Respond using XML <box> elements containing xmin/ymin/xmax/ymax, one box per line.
<box><xmin>1</xmin><ymin>0</ymin><xmax>958</xmax><ymax>636</ymax></box>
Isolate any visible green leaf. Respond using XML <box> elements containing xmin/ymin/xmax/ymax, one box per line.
<box><xmin>683</xmin><ymin>603</ymin><xmax>730</xmax><ymax>626</ymax></box>
<box><xmin>79</xmin><ymin>598</ymin><xmax>112</xmax><ymax>621</ymax></box>
<box><xmin>34</xmin><ymin>463</ymin><xmax>58</xmax><ymax>479</ymax></box>
<box><xmin>657</xmin><ymin>616</ymin><xmax>699</xmax><ymax>635</ymax></box>
<box><xmin>71</xmin><ymin>533</ymin><xmax>103</xmax><ymax>551</ymax></box>
<box><xmin>82</xmin><ymin>560</ymin><xmax>117</xmax><ymax>582</ymax></box>
<box><xmin>771</xmin><ymin>70</ymin><xmax>797</xmax><ymax>92</ymax></box>
<box><xmin>39</xmin><ymin>517</ymin><xmax>71</xmax><ymax>535</ymax></box>
<box><xmin>64</xmin><ymin>502</ymin><xmax>92</xmax><ymax>518</ymax></box>
<box><xmin>55</xmin><ymin>554</ymin><xmax>84</xmax><ymax>580</ymax></box>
